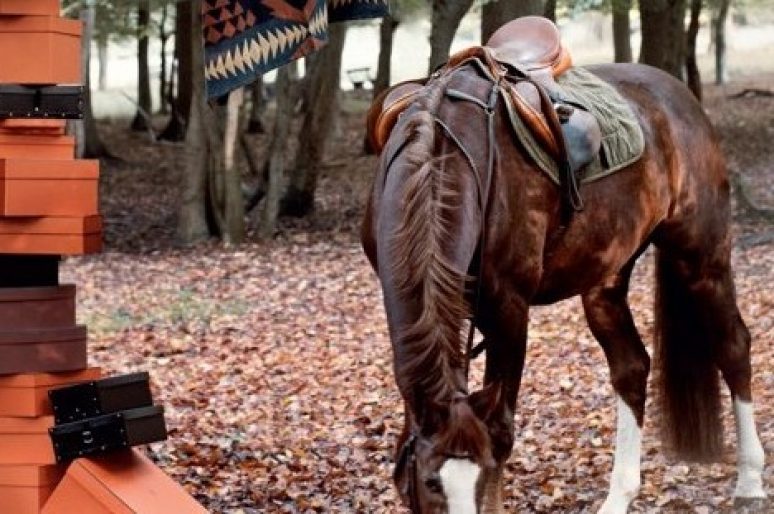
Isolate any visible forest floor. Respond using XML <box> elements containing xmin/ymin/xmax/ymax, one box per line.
<box><xmin>62</xmin><ymin>77</ymin><xmax>773</xmax><ymax>513</ymax></box>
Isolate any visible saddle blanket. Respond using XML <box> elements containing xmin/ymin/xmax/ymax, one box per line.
<box><xmin>505</xmin><ymin>66</ymin><xmax>645</xmax><ymax>184</ymax></box>
<box><xmin>203</xmin><ymin>0</ymin><xmax>390</xmax><ymax>99</ymax></box>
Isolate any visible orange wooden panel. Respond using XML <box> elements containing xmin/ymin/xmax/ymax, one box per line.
<box><xmin>0</xmin><ymin>368</ymin><xmax>101</xmax><ymax>417</ymax></box>
<box><xmin>0</xmin><ymin>0</ymin><xmax>60</xmax><ymax>16</ymax></box>
<box><xmin>0</xmin><ymin>483</ymin><xmax>57</xmax><ymax>514</ymax></box>
<box><xmin>0</xmin><ymin>135</ymin><xmax>75</xmax><ymax>160</ymax></box>
<box><xmin>0</xmin><ymin>16</ymin><xmax>80</xmax><ymax>84</ymax></box>
<box><xmin>0</xmin><ymin>416</ymin><xmax>56</xmax><ymax>465</ymax></box>
<box><xmin>0</xmin><ymin>160</ymin><xmax>99</xmax><ymax>216</ymax></box>
<box><xmin>0</xmin><ymin>464</ymin><xmax>65</xmax><ymax>486</ymax></box>
<box><xmin>0</xmin><ymin>120</ymin><xmax>66</xmax><ymax>136</ymax></box>
<box><xmin>42</xmin><ymin>450</ymin><xmax>207</xmax><ymax>514</ymax></box>
<box><xmin>0</xmin><ymin>215</ymin><xmax>102</xmax><ymax>255</ymax></box>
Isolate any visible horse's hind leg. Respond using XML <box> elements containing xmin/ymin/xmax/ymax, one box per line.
<box><xmin>582</xmin><ymin>262</ymin><xmax>650</xmax><ymax>514</ymax></box>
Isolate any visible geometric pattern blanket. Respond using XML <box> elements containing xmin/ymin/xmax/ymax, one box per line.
<box><xmin>204</xmin><ymin>0</ymin><xmax>390</xmax><ymax>98</ymax></box>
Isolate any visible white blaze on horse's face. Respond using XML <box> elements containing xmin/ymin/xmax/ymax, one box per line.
<box><xmin>439</xmin><ymin>458</ymin><xmax>481</xmax><ymax>514</ymax></box>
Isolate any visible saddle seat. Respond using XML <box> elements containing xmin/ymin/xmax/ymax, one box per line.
<box><xmin>487</xmin><ymin>16</ymin><xmax>572</xmax><ymax>78</ymax></box>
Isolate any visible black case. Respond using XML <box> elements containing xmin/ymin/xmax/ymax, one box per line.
<box><xmin>0</xmin><ymin>85</ymin><xmax>84</xmax><ymax>119</ymax></box>
<box><xmin>49</xmin><ymin>372</ymin><xmax>153</xmax><ymax>424</ymax></box>
<box><xmin>49</xmin><ymin>405</ymin><xmax>167</xmax><ymax>462</ymax></box>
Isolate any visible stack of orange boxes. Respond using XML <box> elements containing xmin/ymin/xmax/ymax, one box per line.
<box><xmin>0</xmin><ymin>1</ymin><xmax>206</xmax><ymax>512</ymax></box>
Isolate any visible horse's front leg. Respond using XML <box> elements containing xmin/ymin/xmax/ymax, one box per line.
<box><xmin>582</xmin><ymin>267</ymin><xmax>650</xmax><ymax>514</ymax></box>
<box><xmin>477</xmin><ymin>296</ymin><xmax>530</xmax><ymax>514</ymax></box>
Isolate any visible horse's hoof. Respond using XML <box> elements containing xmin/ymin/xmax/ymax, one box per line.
<box><xmin>733</xmin><ymin>497</ymin><xmax>769</xmax><ymax>513</ymax></box>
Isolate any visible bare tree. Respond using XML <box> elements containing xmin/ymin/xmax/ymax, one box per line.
<box><xmin>178</xmin><ymin>0</ymin><xmax>209</xmax><ymax>245</ymax></box>
<box><xmin>159</xmin><ymin>0</ymin><xmax>193</xmax><ymax>142</ymax></box>
<box><xmin>429</xmin><ymin>0</ymin><xmax>474</xmax><ymax>73</ymax></box>
<box><xmin>639</xmin><ymin>0</ymin><xmax>687</xmax><ymax>79</ymax></box>
<box><xmin>78</xmin><ymin>1</ymin><xmax>108</xmax><ymax>159</ymax></box>
<box><xmin>685</xmin><ymin>0</ymin><xmax>703</xmax><ymax>100</ymax></box>
<box><xmin>131</xmin><ymin>0</ymin><xmax>152</xmax><ymax>131</ymax></box>
<box><xmin>482</xmin><ymin>0</ymin><xmax>545</xmax><ymax>43</ymax></box>
<box><xmin>281</xmin><ymin>25</ymin><xmax>348</xmax><ymax>218</ymax></box>
<box><xmin>714</xmin><ymin>0</ymin><xmax>731</xmax><ymax>84</ymax></box>
<box><xmin>374</xmin><ymin>13</ymin><xmax>400</xmax><ymax>97</ymax></box>
<box><xmin>612</xmin><ymin>0</ymin><xmax>633</xmax><ymax>63</ymax></box>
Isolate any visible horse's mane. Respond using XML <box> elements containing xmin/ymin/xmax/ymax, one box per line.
<box><xmin>386</xmin><ymin>77</ymin><xmax>471</xmax><ymax>409</ymax></box>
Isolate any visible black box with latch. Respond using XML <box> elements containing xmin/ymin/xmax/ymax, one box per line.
<box><xmin>48</xmin><ymin>405</ymin><xmax>167</xmax><ymax>462</ymax></box>
<box><xmin>0</xmin><ymin>85</ymin><xmax>84</xmax><ymax>118</ymax></box>
<box><xmin>48</xmin><ymin>372</ymin><xmax>153</xmax><ymax>424</ymax></box>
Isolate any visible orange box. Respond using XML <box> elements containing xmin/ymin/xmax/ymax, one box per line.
<box><xmin>0</xmin><ymin>119</ymin><xmax>66</xmax><ymax>136</ymax></box>
<box><xmin>0</xmin><ymin>16</ymin><xmax>80</xmax><ymax>84</ymax></box>
<box><xmin>0</xmin><ymin>159</ymin><xmax>99</xmax><ymax>216</ymax></box>
<box><xmin>0</xmin><ymin>0</ymin><xmax>60</xmax><ymax>16</ymax></box>
<box><xmin>0</xmin><ymin>368</ymin><xmax>101</xmax><ymax>417</ymax></box>
<box><xmin>42</xmin><ymin>450</ymin><xmax>208</xmax><ymax>514</ymax></box>
<box><xmin>0</xmin><ymin>464</ymin><xmax>66</xmax><ymax>514</ymax></box>
<box><xmin>0</xmin><ymin>215</ymin><xmax>102</xmax><ymax>255</ymax></box>
<box><xmin>0</xmin><ymin>134</ymin><xmax>75</xmax><ymax>160</ymax></box>
<box><xmin>0</xmin><ymin>416</ymin><xmax>55</xmax><ymax>465</ymax></box>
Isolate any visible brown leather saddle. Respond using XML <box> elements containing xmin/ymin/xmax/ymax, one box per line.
<box><xmin>368</xmin><ymin>16</ymin><xmax>601</xmax><ymax>184</ymax></box>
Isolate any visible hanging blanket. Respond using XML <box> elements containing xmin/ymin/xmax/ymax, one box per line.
<box><xmin>203</xmin><ymin>0</ymin><xmax>390</xmax><ymax>99</ymax></box>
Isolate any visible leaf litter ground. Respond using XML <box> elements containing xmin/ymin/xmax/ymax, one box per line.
<box><xmin>61</xmin><ymin>82</ymin><xmax>773</xmax><ymax>513</ymax></box>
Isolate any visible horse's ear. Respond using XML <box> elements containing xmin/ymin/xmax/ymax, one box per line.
<box><xmin>468</xmin><ymin>382</ymin><xmax>502</xmax><ymax>423</ymax></box>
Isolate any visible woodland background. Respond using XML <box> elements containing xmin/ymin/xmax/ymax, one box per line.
<box><xmin>57</xmin><ymin>0</ymin><xmax>774</xmax><ymax>511</ymax></box>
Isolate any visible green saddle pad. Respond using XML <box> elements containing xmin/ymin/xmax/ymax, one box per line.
<box><xmin>503</xmin><ymin>66</ymin><xmax>645</xmax><ymax>184</ymax></box>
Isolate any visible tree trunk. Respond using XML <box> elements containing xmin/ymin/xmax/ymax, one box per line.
<box><xmin>159</xmin><ymin>3</ymin><xmax>169</xmax><ymax>115</ymax></box>
<box><xmin>218</xmin><ymin>89</ymin><xmax>246</xmax><ymax>244</ymax></box>
<box><xmin>78</xmin><ymin>4</ymin><xmax>108</xmax><ymax>159</ymax></box>
<box><xmin>247</xmin><ymin>75</ymin><xmax>265</xmax><ymax>134</ymax></box>
<box><xmin>429</xmin><ymin>0</ymin><xmax>474</xmax><ymax>73</ymax></box>
<box><xmin>97</xmin><ymin>37</ymin><xmax>108</xmax><ymax>91</ymax></box>
<box><xmin>612</xmin><ymin>0</ymin><xmax>633</xmax><ymax>63</ymax></box>
<box><xmin>257</xmin><ymin>67</ymin><xmax>296</xmax><ymax>238</ymax></box>
<box><xmin>639</xmin><ymin>0</ymin><xmax>687</xmax><ymax>79</ymax></box>
<box><xmin>131</xmin><ymin>0</ymin><xmax>152</xmax><ymax>131</ymax></box>
<box><xmin>481</xmin><ymin>0</ymin><xmax>545</xmax><ymax>43</ymax></box>
<box><xmin>178</xmin><ymin>0</ymin><xmax>209</xmax><ymax>245</ymax></box>
<box><xmin>685</xmin><ymin>0</ymin><xmax>703</xmax><ymax>100</ymax></box>
<box><xmin>544</xmin><ymin>0</ymin><xmax>556</xmax><ymax>22</ymax></box>
<box><xmin>160</xmin><ymin>1</ymin><xmax>193</xmax><ymax>142</ymax></box>
<box><xmin>374</xmin><ymin>14</ymin><xmax>399</xmax><ymax>98</ymax></box>
<box><xmin>280</xmin><ymin>25</ymin><xmax>348</xmax><ymax>218</ymax></box>
<box><xmin>714</xmin><ymin>0</ymin><xmax>730</xmax><ymax>84</ymax></box>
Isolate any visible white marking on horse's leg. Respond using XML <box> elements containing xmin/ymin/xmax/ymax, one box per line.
<box><xmin>598</xmin><ymin>395</ymin><xmax>641</xmax><ymax>514</ymax></box>
<box><xmin>439</xmin><ymin>458</ymin><xmax>481</xmax><ymax>514</ymax></box>
<box><xmin>733</xmin><ymin>398</ymin><xmax>766</xmax><ymax>499</ymax></box>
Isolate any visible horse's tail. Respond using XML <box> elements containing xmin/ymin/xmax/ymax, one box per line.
<box><xmin>377</xmin><ymin>83</ymin><xmax>476</xmax><ymax>408</ymax></box>
<box><xmin>653</xmin><ymin>248</ymin><xmax>723</xmax><ymax>461</ymax></box>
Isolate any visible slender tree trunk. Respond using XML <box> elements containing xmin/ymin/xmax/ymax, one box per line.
<box><xmin>258</xmin><ymin>67</ymin><xmax>295</xmax><ymax>238</ymax></box>
<box><xmin>714</xmin><ymin>0</ymin><xmax>730</xmax><ymax>84</ymax></box>
<box><xmin>429</xmin><ymin>0</ymin><xmax>474</xmax><ymax>73</ymax></box>
<box><xmin>78</xmin><ymin>3</ymin><xmax>107</xmax><ymax>159</ymax></box>
<box><xmin>482</xmin><ymin>0</ymin><xmax>545</xmax><ymax>43</ymax></box>
<box><xmin>131</xmin><ymin>0</ymin><xmax>152</xmax><ymax>131</ymax></box>
<box><xmin>544</xmin><ymin>0</ymin><xmax>556</xmax><ymax>22</ymax></box>
<box><xmin>374</xmin><ymin>14</ymin><xmax>399</xmax><ymax>98</ymax></box>
<box><xmin>247</xmin><ymin>76</ymin><xmax>265</xmax><ymax>134</ymax></box>
<box><xmin>219</xmin><ymin>89</ymin><xmax>246</xmax><ymax>244</ymax></box>
<box><xmin>97</xmin><ymin>37</ymin><xmax>108</xmax><ymax>91</ymax></box>
<box><xmin>612</xmin><ymin>0</ymin><xmax>633</xmax><ymax>63</ymax></box>
<box><xmin>160</xmin><ymin>1</ymin><xmax>193</xmax><ymax>142</ymax></box>
<box><xmin>639</xmin><ymin>0</ymin><xmax>687</xmax><ymax>79</ymax></box>
<box><xmin>178</xmin><ymin>0</ymin><xmax>209</xmax><ymax>245</ymax></box>
<box><xmin>685</xmin><ymin>0</ymin><xmax>703</xmax><ymax>100</ymax></box>
<box><xmin>159</xmin><ymin>3</ymin><xmax>169</xmax><ymax>115</ymax></box>
<box><xmin>280</xmin><ymin>25</ymin><xmax>348</xmax><ymax>218</ymax></box>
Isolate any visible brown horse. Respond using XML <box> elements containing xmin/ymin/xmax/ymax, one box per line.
<box><xmin>360</xmin><ymin>52</ymin><xmax>766</xmax><ymax>514</ymax></box>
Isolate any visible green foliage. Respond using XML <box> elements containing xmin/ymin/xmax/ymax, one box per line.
<box><xmin>62</xmin><ymin>0</ymin><xmax>178</xmax><ymax>44</ymax></box>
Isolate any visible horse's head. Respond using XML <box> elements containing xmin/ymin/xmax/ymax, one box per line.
<box><xmin>394</xmin><ymin>386</ymin><xmax>501</xmax><ymax>513</ymax></box>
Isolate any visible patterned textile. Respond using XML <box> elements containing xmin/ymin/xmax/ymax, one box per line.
<box><xmin>203</xmin><ymin>0</ymin><xmax>390</xmax><ymax>98</ymax></box>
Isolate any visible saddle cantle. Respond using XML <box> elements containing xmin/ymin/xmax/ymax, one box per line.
<box><xmin>487</xmin><ymin>15</ymin><xmax>572</xmax><ymax>77</ymax></box>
